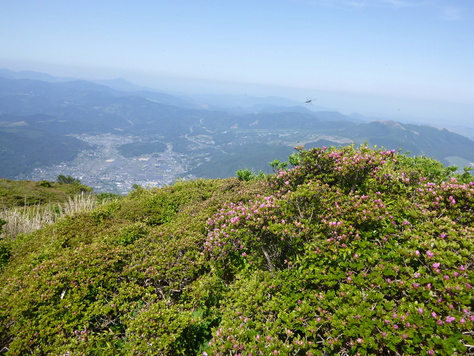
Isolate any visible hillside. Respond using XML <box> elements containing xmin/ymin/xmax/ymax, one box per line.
<box><xmin>342</xmin><ymin>121</ymin><xmax>474</xmax><ymax>165</ymax></box>
<box><xmin>0</xmin><ymin>126</ymin><xmax>91</xmax><ymax>178</ymax></box>
<box><xmin>0</xmin><ymin>146</ymin><xmax>473</xmax><ymax>355</ymax></box>
<box><xmin>1</xmin><ymin>72</ymin><xmax>473</xmax><ymax>193</ymax></box>
<box><xmin>0</xmin><ymin>178</ymin><xmax>91</xmax><ymax>209</ymax></box>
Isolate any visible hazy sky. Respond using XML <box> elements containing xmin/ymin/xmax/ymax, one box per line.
<box><xmin>1</xmin><ymin>0</ymin><xmax>473</xmax><ymax>125</ymax></box>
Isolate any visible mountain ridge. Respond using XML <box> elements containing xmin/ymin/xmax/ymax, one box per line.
<box><xmin>0</xmin><ymin>69</ymin><xmax>472</xmax><ymax>192</ymax></box>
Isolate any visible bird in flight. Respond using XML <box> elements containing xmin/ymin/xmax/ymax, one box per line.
<box><xmin>305</xmin><ymin>98</ymin><xmax>316</xmax><ymax>104</ymax></box>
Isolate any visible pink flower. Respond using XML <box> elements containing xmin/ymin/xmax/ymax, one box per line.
<box><xmin>426</xmin><ymin>250</ymin><xmax>434</xmax><ymax>258</ymax></box>
<box><xmin>446</xmin><ymin>316</ymin><xmax>455</xmax><ymax>323</ymax></box>
<box><xmin>418</xmin><ymin>308</ymin><xmax>424</xmax><ymax>314</ymax></box>
<box><xmin>432</xmin><ymin>262</ymin><xmax>440</xmax><ymax>268</ymax></box>
<box><xmin>428</xmin><ymin>350</ymin><xmax>434</xmax><ymax>355</ymax></box>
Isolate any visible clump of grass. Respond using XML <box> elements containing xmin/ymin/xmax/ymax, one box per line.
<box><xmin>0</xmin><ymin>193</ymin><xmax>99</xmax><ymax>239</ymax></box>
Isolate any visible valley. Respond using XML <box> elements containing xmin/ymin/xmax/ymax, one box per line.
<box><xmin>17</xmin><ymin>128</ymin><xmax>350</xmax><ymax>194</ymax></box>
<box><xmin>1</xmin><ymin>70</ymin><xmax>474</xmax><ymax>193</ymax></box>
<box><xmin>18</xmin><ymin>134</ymin><xmax>189</xmax><ymax>194</ymax></box>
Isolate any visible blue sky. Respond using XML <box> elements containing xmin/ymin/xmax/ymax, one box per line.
<box><xmin>1</xmin><ymin>0</ymin><xmax>473</xmax><ymax>125</ymax></box>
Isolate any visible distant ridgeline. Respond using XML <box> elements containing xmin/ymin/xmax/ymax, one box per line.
<box><xmin>0</xmin><ymin>145</ymin><xmax>473</xmax><ymax>355</ymax></box>
<box><xmin>1</xmin><ymin>71</ymin><xmax>473</xmax><ymax>182</ymax></box>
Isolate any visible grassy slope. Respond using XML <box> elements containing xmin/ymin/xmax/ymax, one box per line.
<box><xmin>0</xmin><ymin>179</ymin><xmax>91</xmax><ymax>209</ymax></box>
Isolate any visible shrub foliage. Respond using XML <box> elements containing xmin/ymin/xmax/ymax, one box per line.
<box><xmin>0</xmin><ymin>145</ymin><xmax>473</xmax><ymax>355</ymax></box>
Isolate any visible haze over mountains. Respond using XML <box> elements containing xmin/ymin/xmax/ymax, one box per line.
<box><xmin>1</xmin><ymin>68</ymin><xmax>473</xmax><ymax>193</ymax></box>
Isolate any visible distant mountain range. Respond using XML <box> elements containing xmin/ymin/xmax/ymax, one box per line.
<box><xmin>0</xmin><ymin>69</ymin><xmax>473</xmax><ymax>187</ymax></box>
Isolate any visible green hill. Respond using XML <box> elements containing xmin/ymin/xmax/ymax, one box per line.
<box><xmin>0</xmin><ymin>146</ymin><xmax>473</xmax><ymax>355</ymax></box>
<box><xmin>343</xmin><ymin>120</ymin><xmax>474</xmax><ymax>165</ymax></box>
<box><xmin>0</xmin><ymin>178</ymin><xmax>91</xmax><ymax>209</ymax></box>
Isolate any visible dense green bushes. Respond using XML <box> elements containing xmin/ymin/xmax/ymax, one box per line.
<box><xmin>0</xmin><ymin>146</ymin><xmax>473</xmax><ymax>355</ymax></box>
<box><xmin>204</xmin><ymin>146</ymin><xmax>473</xmax><ymax>355</ymax></box>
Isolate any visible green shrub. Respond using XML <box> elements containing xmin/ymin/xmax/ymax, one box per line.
<box><xmin>0</xmin><ymin>239</ymin><xmax>11</xmax><ymax>270</ymax></box>
<box><xmin>57</xmin><ymin>174</ymin><xmax>81</xmax><ymax>185</ymax></box>
<box><xmin>204</xmin><ymin>146</ymin><xmax>474</xmax><ymax>355</ymax></box>
<box><xmin>236</xmin><ymin>168</ymin><xmax>255</xmax><ymax>181</ymax></box>
<box><xmin>1</xmin><ymin>146</ymin><xmax>473</xmax><ymax>355</ymax></box>
<box><xmin>116</xmin><ymin>222</ymin><xmax>148</xmax><ymax>246</ymax></box>
<box><xmin>0</xmin><ymin>218</ymin><xmax>6</xmax><ymax>233</ymax></box>
<box><xmin>37</xmin><ymin>180</ymin><xmax>53</xmax><ymax>188</ymax></box>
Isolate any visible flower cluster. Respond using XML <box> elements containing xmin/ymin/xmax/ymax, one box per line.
<box><xmin>205</xmin><ymin>195</ymin><xmax>279</xmax><ymax>257</ymax></box>
<box><xmin>206</xmin><ymin>146</ymin><xmax>474</xmax><ymax>355</ymax></box>
<box><xmin>204</xmin><ymin>194</ymin><xmax>308</xmax><ymax>275</ymax></box>
<box><xmin>270</xmin><ymin>146</ymin><xmax>396</xmax><ymax>193</ymax></box>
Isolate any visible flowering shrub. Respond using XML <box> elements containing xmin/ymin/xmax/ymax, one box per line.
<box><xmin>205</xmin><ymin>194</ymin><xmax>307</xmax><ymax>277</ymax></box>
<box><xmin>0</xmin><ymin>146</ymin><xmax>473</xmax><ymax>355</ymax></box>
<box><xmin>0</xmin><ymin>179</ymin><xmax>251</xmax><ymax>355</ymax></box>
<box><xmin>205</xmin><ymin>146</ymin><xmax>474</xmax><ymax>355</ymax></box>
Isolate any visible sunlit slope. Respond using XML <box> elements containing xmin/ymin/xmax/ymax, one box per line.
<box><xmin>0</xmin><ymin>146</ymin><xmax>473</xmax><ymax>355</ymax></box>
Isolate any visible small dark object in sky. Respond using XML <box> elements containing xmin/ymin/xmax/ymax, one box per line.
<box><xmin>305</xmin><ymin>98</ymin><xmax>316</xmax><ymax>104</ymax></box>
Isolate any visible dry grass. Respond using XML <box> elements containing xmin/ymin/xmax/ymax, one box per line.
<box><xmin>0</xmin><ymin>193</ymin><xmax>99</xmax><ymax>239</ymax></box>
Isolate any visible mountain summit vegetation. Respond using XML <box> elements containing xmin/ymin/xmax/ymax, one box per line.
<box><xmin>0</xmin><ymin>145</ymin><xmax>473</xmax><ymax>355</ymax></box>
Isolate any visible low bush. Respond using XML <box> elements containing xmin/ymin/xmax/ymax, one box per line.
<box><xmin>0</xmin><ymin>146</ymin><xmax>472</xmax><ymax>355</ymax></box>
